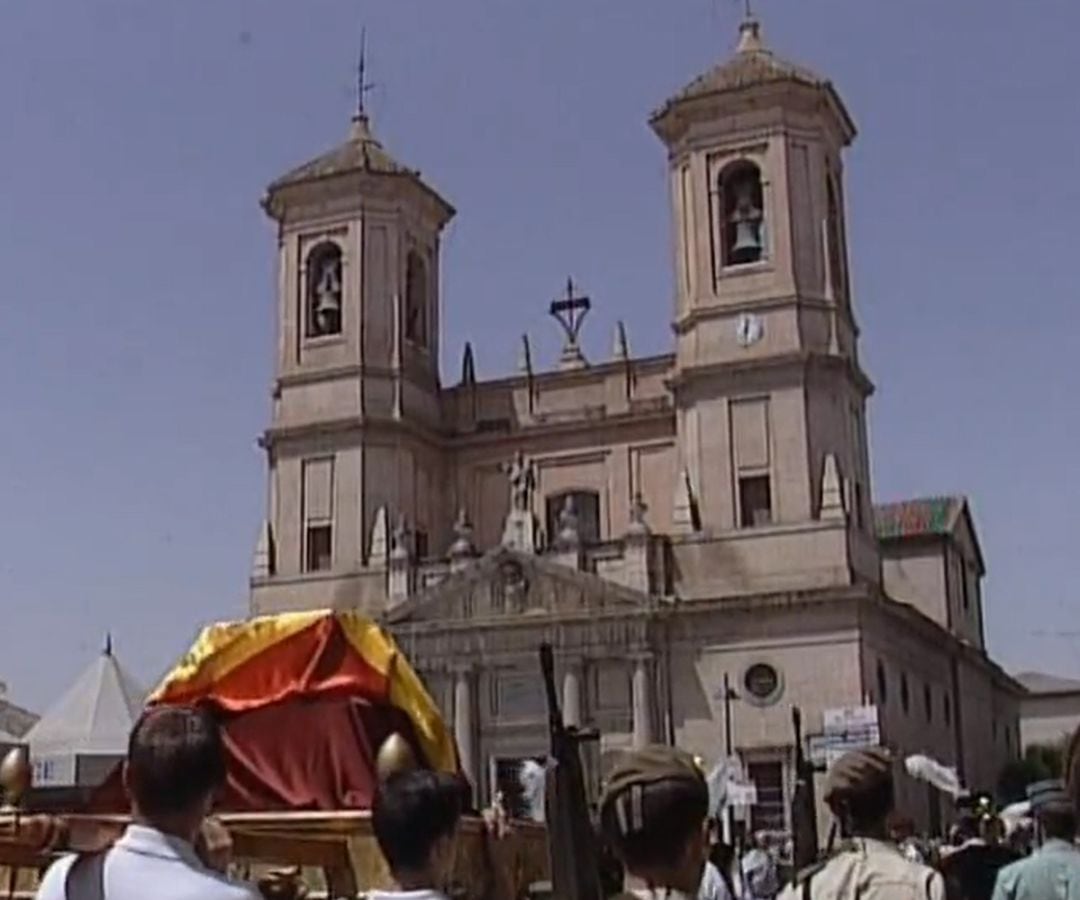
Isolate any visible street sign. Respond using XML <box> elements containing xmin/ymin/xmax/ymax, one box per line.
<box><xmin>823</xmin><ymin>705</ymin><xmax>879</xmax><ymax>733</ymax></box>
<box><xmin>808</xmin><ymin>705</ymin><xmax>881</xmax><ymax>768</ymax></box>
<box><xmin>728</xmin><ymin>781</ymin><xmax>758</xmax><ymax>807</ymax></box>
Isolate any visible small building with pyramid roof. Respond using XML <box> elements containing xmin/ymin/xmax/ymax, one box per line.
<box><xmin>25</xmin><ymin>638</ymin><xmax>145</xmax><ymax>788</ymax></box>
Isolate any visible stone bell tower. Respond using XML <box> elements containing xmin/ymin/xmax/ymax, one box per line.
<box><xmin>651</xmin><ymin>17</ymin><xmax>876</xmax><ymax>557</ymax></box>
<box><xmin>254</xmin><ymin>103</ymin><xmax>454</xmax><ymax>594</ymax></box>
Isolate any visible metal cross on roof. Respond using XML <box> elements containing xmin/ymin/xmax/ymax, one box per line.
<box><xmin>548</xmin><ymin>277</ymin><xmax>591</xmax><ymax>370</ymax></box>
<box><xmin>356</xmin><ymin>27</ymin><xmax>377</xmax><ymax>117</ymax></box>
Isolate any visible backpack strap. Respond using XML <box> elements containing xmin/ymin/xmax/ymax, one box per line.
<box><xmin>63</xmin><ymin>851</ymin><xmax>107</xmax><ymax>900</ymax></box>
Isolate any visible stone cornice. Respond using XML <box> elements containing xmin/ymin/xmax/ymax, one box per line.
<box><xmin>667</xmin><ymin>351</ymin><xmax>874</xmax><ymax>399</ymax></box>
<box><xmin>259</xmin><ymin>415</ymin><xmax>443</xmax><ymax>451</ymax></box>
<box><xmin>672</xmin><ymin>294</ymin><xmax>860</xmax><ymax>338</ymax></box>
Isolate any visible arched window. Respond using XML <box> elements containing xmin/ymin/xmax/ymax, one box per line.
<box><xmin>404</xmin><ymin>251</ymin><xmax>428</xmax><ymax>346</ymax></box>
<box><xmin>924</xmin><ymin>683</ymin><xmax>932</xmax><ymax>723</ymax></box>
<box><xmin>305</xmin><ymin>242</ymin><xmax>343</xmax><ymax>338</ymax></box>
<box><xmin>876</xmin><ymin>660</ymin><xmax>888</xmax><ymax>705</ymax></box>
<box><xmin>943</xmin><ymin>693</ymin><xmax>952</xmax><ymax>726</ymax></box>
<box><xmin>545</xmin><ymin>490</ymin><xmax>600</xmax><ymax>546</ymax></box>
<box><xmin>719</xmin><ymin>161</ymin><xmax>765</xmax><ymax>267</ymax></box>
<box><xmin>826</xmin><ymin>177</ymin><xmax>847</xmax><ymax>300</ymax></box>
<box><xmin>900</xmin><ymin>673</ymin><xmax>910</xmax><ymax>715</ymax></box>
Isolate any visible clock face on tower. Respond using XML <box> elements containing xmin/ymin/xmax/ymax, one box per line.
<box><xmin>735</xmin><ymin>313</ymin><xmax>764</xmax><ymax>348</ymax></box>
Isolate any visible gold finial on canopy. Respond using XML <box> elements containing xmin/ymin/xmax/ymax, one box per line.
<box><xmin>0</xmin><ymin>746</ymin><xmax>31</xmax><ymax>811</ymax></box>
<box><xmin>376</xmin><ymin>733</ymin><xmax>418</xmax><ymax>782</ymax></box>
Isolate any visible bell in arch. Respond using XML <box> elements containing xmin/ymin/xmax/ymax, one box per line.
<box><xmin>314</xmin><ymin>260</ymin><xmax>342</xmax><ymax>316</ymax></box>
<box><xmin>311</xmin><ymin>256</ymin><xmax>343</xmax><ymax>335</ymax></box>
<box><xmin>728</xmin><ymin>181</ymin><xmax>764</xmax><ymax>264</ymax></box>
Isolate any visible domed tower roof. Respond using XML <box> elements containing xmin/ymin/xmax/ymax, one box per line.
<box><xmin>651</xmin><ymin>18</ymin><xmax>855</xmax><ymax>145</ymax></box>
<box><xmin>263</xmin><ymin>113</ymin><xmax>454</xmax><ymax>224</ymax></box>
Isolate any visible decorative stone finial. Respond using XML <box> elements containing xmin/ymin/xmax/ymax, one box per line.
<box><xmin>368</xmin><ymin>506</ymin><xmax>389</xmax><ymax>567</ymax></box>
<box><xmin>390</xmin><ymin>515</ymin><xmax>411</xmax><ymax>562</ymax></box>
<box><xmin>736</xmin><ymin>18</ymin><xmax>764</xmax><ymax>53</ymax></box>
<box><xmin>820</xmin><ymin>454</ymin><xmax>846</xmax><ymax>520</ymax></box>
<box><xmin>449</xmin><ymin>508</ymin><xmax>477</xmax><ymax>564</ymax></box>
<box><xmin>252</xmin><ymin>520</ymin><xmax>275</xmax><ymax>579</ymax></box>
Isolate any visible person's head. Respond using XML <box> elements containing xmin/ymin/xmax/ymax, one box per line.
<box><xmin>824</xmin><ymin>747</ymin><xmax>894</xmax><ymax>837</ymax></box>
<box><xmin>1029</xmin><ymin>780</ymin><xmax>1077</xmax><ymax>842</ymax></box>
<box><xmin>1037</xmin><ymin>805</ymin><xmax>1076</xmax><ymax>841</ymax></box>
<box><xmin>888</xmin><ymin>814</ymin><xmax>916</xmax><ymax>843</ymax></box>
<box><xmin>599</xmin><ymin>745</ymin><xmax>710</xmax><ymax>895</ymax></box>
<box><xmin>372</xmin><ymin>769</ymin><xmax>464</xmax><ymax>888</ymax></box>
<box><xmin>953</xmin><ymin>815</ymin><xmax>979</xmax><ymax>844</ymax></box>
<box><xmin>123</xmin><ymin>705</ymin><xmax>226</xmax><ymax>841</ymax></box>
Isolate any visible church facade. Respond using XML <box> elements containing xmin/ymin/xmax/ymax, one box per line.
<box><xmin>248</xmin><ymin>19</ymin><xmax>1020</xmax><ymax>832</ymax></box>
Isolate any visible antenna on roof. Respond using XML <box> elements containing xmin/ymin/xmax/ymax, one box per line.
<box><xmin>356</xmin><ymin>26</ymin><xmax>377</xmax><ymax>118</ymax></box>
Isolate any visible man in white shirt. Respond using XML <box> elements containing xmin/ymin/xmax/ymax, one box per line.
<box><xmin>36</xmin><ymin>706</ymin><xmax>258</xmax><ymax>900</ymax></box>
<box><xmin>368</xmin><ymin>768</ymin><xmax>466</xmax><ymax>900</ymax></box>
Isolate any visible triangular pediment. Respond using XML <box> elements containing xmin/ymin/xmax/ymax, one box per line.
<box><xmin>386</xmin><ymin>547</ymin><xmax>651</xmax><ymax>625</ymax></box>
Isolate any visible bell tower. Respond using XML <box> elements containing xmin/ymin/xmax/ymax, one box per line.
<box><xmin>255</xmin><ymin>103</ymin><xmax>454</xmax><ymax>592</ymax></box>
<box><xmin>651</xmin><ymin>18</ymin><xmax>876</xmax><ymax>552</ymax></box>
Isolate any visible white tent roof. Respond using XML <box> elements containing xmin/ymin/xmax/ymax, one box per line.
<box><xmin>26</xmin><ymin>640</ymin><xmax>145</xmax><ymax>759</ymax></box>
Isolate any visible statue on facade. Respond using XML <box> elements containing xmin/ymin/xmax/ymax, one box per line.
<box><xmin>501</xmin><ymin>451</ymin><xmax>539</xmax><ymax>552</ymax></box>
<box><xmin>503</xmin><ymin>450</ymin><xmax>536</xmax><ymax>514</ymax></box>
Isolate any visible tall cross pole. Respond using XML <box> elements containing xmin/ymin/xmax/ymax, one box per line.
<box><xmin>356</xmin><ymin>27</ymin><xmax>377</xmax><ymax>118</ymax></box>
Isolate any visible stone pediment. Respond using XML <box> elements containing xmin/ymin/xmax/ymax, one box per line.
<box><xmin>386</xmin><ymin>547</ymin><xmax>651</xmax><ymax>625</ymax></box>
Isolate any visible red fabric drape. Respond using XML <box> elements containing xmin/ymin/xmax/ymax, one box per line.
<box><xmin>90</xmin><ymin>695</ymin><xmax>424</xmax><ymax>813</ymax></box>
<box><xmin>219</xmin><ymin>694</ymin><xmax>422</xmax><ymax>811</ymax></box>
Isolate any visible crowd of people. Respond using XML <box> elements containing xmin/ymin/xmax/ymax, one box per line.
<box><xmin>30</xmin><ymin>705</ymin><xmax>1080</xmax><ymax>900</ymax></box>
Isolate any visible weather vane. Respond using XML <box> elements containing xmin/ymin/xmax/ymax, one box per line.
<box><xmin>356</xmin><ymin>27</ymin><xmax>377</xmax><ymax>117</ymax></box>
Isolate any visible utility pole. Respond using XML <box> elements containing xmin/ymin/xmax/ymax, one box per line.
<box><xmin>722</xmin><ymin>672</ymin><xmax>738</xmax><ymax>842</ymax></box>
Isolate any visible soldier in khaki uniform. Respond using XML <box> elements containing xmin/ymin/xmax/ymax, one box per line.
<box><xmin>779</xmin><ymin>748</ymin><xmax>944</xmax><ymax>900</ymax></box>
<box><xmin>598</xmin><ymin>745</ymin><xmax>718</xmax><ymax>900</ymax></box>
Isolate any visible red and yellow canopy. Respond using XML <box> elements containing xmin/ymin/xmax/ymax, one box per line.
<box><xmin>150</xmin><ymin>610</ymin><xmax>456</xmax><ymax>775</ymax></box>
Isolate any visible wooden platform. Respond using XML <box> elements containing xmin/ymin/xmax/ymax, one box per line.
<box><xmin>0</xmin><ymin>811</ymin><xmax>549</xmax><ymax>899</ymax></box>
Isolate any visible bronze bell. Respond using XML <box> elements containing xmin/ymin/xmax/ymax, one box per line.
<box><xmin>0</xmin><ymin>746</ymin><xmax>31</xmax><ymax>810</ymax></box>
<box><xmin>376</xmin><ymin>733</ymin><xmax>417</xmax><ymax>782</ymax></box>
<box><xmin>731</xmin><ymin>218</ymin><xmax>763</xmax><ymax>257</ymax></box>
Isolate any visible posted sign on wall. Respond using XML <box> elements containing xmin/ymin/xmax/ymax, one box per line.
<box><xmin>808</xmin><ymin>705</ymin><xmax>880</xmax><ymax>768</ymax></box>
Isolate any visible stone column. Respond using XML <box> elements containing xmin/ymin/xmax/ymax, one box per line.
<box><xmin>454</xmin><ymin>668</ymin><xmax>475</xmax><ymax>785</ymax></box>
<box><xmin>632</xmin><ymin>657</ymin><xmax>654</xmax><ymax>748</ymax></box>
<box><xmin>563</xmin><ymin>664</ymin><xmax>583</xmax><ymax>728</ymax></box>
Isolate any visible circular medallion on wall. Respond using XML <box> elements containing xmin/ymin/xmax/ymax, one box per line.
<box><xmin>742</xmin><ymin>661</ymin><xmax>783</xmax><ymax>706</ymax></box>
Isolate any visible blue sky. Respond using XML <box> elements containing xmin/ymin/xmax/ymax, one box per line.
<box><xmin>0</xmin><ymin>0</ymin><xmax>1076</xmax><ymax>711</ymax></box>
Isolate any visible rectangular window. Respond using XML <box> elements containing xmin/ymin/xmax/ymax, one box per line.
<box><xmin>545</xmin><ymin>490</ymin><xmax>601</xmax><ymax>545</ymax></box>
<box><xmin>302</xmin><ymin>457</ymin><xmax>334</xmax><ymax>573</ymax></box>
<box><xmin>305</xmin><ymin>525</ymin><xmax>332</xmax><ymax>573</ymax></box>
<box><xmin>731</xmin><ymin>397</ymin><xmax>772</xmax><ymax>528</ymax></box>
<box><xmin>739</xmin><ymin>475</ymin><xmax>772</xmax><ymax>528</ymax></box>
